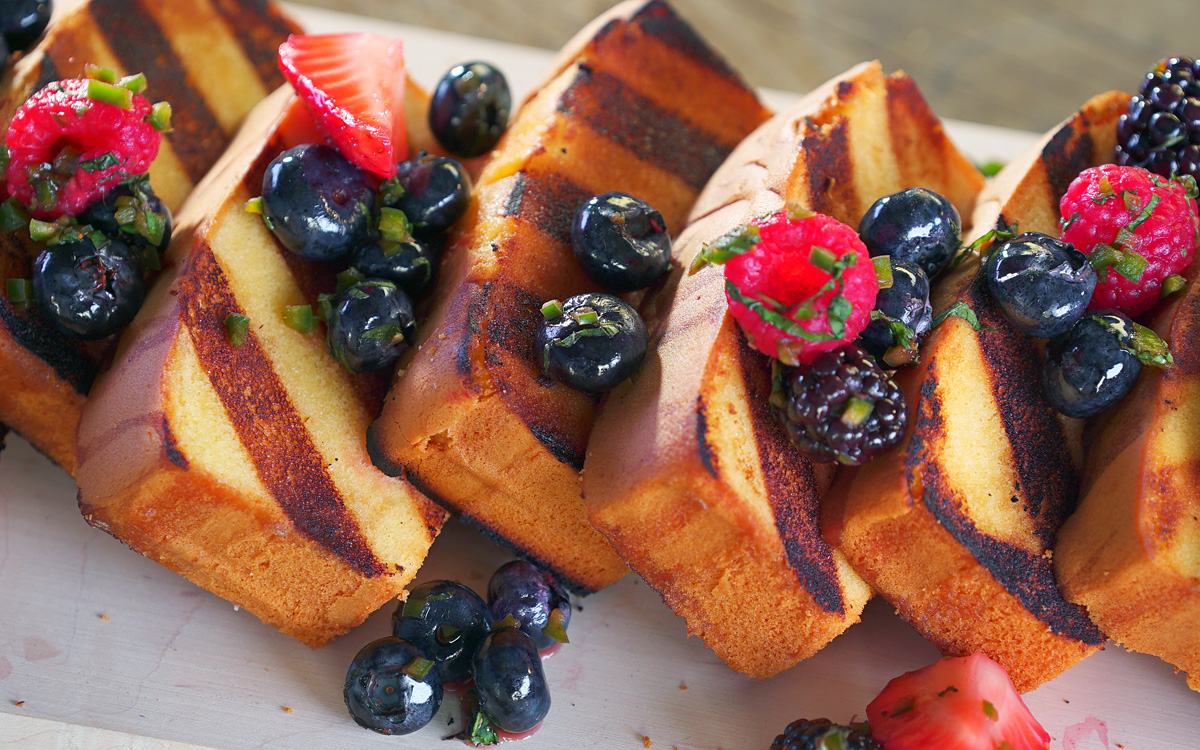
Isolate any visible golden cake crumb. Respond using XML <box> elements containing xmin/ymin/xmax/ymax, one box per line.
<box><xmin>99</xmin><ymin>614</ymin><xmax>110</xmax><ymax>621</ymax></box>
<box><xmin>641</xmin><ymin>736</ymin><xmax>652</xmax><ymax>748</ymax></box>
<box><xmin>282</xmin><ymin>706</ymin><xmax>293</xmax><ymax>714</ymax></box>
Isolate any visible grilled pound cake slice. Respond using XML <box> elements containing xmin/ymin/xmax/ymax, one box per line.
<box><xmin>584</xmin><ymin>62</ymin><xmax>984</xmax><ymax>678</ymax></box>
<box><xmin>829</xmin><ymin>93</ymin><xmax>1127</xmax><ymax>692</ymax></box>
<box><xmin>75</xmin><ymin>86</ymin><xmax>448</xmax><ymax>647</ymax></box>
<box><xmin>367</xmin><ymin>0</ymin><xmax>771</xmax><ymax>592</ymax></box>
<box><xmin>0</xmin><ymin>0</ymin><xmax>299</xmax><ymax>475</ymax></box>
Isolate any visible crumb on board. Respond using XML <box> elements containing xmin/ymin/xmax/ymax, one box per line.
<box><xmin>99</xmin><ymin>614</ymin><xmax>110</xmax><ymax>621</ymax></box>
<box><xmin>641</xmin><ymin>736</ymin><xmax>652</xmax><ymax>748</ymax></box>
<box><xmin>13</xmin><ymin>700</ymin><xmax>25</xmax><ymax>708</ymax></box>
<box><xmin>679</xmin><ymin>683</ymin><xmax>688</xmax><ymax>691</ymax></box>
<box><xmin>282</xmin><ymin>706</ymin><xmax>293</xmax><ymax>714</ymax></box>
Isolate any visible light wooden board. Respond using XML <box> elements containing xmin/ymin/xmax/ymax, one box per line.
<box><xmin>1</xmin><ymin>5</ymin><xmax>1197</xmax><ymax>749</ymax></box>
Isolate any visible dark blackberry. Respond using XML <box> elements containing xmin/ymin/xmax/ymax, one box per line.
<box><xmin>1116</xmin><ymin>57</ymin><xmax>1200</xmax><ymax>181</ymax></box>
<box><xmin>770</xmin><ymin>718</ymin><xmax>880</xmax><ymax>750</ymax></box>
<box><xmin>774</xmin><ymin>345</ymin><xmax>907</xmax><ymax>466</ymax></box>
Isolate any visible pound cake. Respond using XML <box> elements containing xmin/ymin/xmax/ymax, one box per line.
<box><xmin>827</xmin><ymin>94</ymin><xmax>1126</xmax><ymax>691</ymax></box>
<box><xmin>584</xmin><ymin>61</ymin><xmax>984</xmax><ymax>678</ymax></box>
<box><xmin>75</xmin><ymin>85</ymin><xmax>448</xmax><ymax>647</ymax></box>
<box><xmin>0</xmin><ymin>0</ymin><xmax>299</xmax><ymax>474</ymax></box>
<box><xmin>367</xmin><ymin>0</ymin><xmax>771</xmax><ymax>592</ymax></box>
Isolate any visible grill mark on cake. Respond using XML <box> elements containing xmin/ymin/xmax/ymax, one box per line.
<box><xmin>178</xmin><ymin>243</ymin><xmax>385</xmax><ymax>577</ymax></box>
<box><xmin>804</xmin><ymin>118</ymin><xmax>856</xmax><ymax>219</ymax></box>
<box><xmin>622</xmin><ymin>0</ymin><xmax>739</xmax><ymax>81</ymax></box>
<box><xmin>966</xmin><ymin>275</ymin><xmax>1080</xmax><ymax>541</ymax></box>
<box><xmin>208</xmin><ymin>0</ymin><xmax>297</xmax><ymax>88</ymax></box>
<box><xmin>907</xmin><ymin>362</ymin><xmax>1104</xmax><ymax>644</ymax></box>
<box><xmin>162</xmin><ymin>415</ymin><xmax>189</xmax><ymax>469</ymax></box>
<box><xmin>501</xmin><ymin>171</ymin><xmax>593</xmax><ymax>246</ymax></box>
<box><xmin>0</xmin><ymin>298</ymin><xmax>98</xmax><ymax>394</ymax></box>
<box><xmin>1167</xmin><ymin>287</ymin><xmax>1200</xmax><ymax>376</ymax></box>
<box><xmin>31</xmin><ymin>56</ymin><xmax>59</xmax><ymax>97</ymax></box>
<box><xmin>90</xmin><ymin>0</ymin><xmax>228</xmax><ymax>183</ymax></box>
<box><xmin>736</xmin><ymin>333</ymin><xmax>844</xmax><ymax>615</ymax></box>
<box><xmin>455</xmin><ymin>282</ymin><xmax>490</xmax><ymax>383</ymax></box>
<box><xmin>694</xmin><ymin>397</ymin><xmax>719</xmax><ymax>477</ymax></box>
<box><xmin>556</xmin><ymin>66</ymin><xmax>730</xmax><ymax>192</ymax></box>
<box><xmin>1041</xmin><ymin>117</ymin><xmax>1094</xmax><ymax>202</ymax></box>
<box><xmin>885</xmin><ymin>73</ymin><xmax>955</xmax><ymax>184</ymax></box>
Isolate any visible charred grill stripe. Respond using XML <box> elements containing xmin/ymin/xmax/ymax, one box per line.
<box><xmin>626</xmin><ymin>0</ymin><xmax>739</xmax><ymax>82</ymax></box>
<box><xmin>179</xmin><ymin>244</ymin><xmax>385</xmax><ymax>577</ymax></box>
<box><xmin>162</xmin><ymin>415</ymin><xmax>188</xmax><ymax>469</ymax></box>
<box><xmin>208</xmin><ymin>0</ymin><xmax>297</xmax><ymax>88</ymax></box>
<box><xmin>804</xmin><ymin>118</ymin><xmax>856</xmax><ymax>219</ymax></box>
<box><xmin>907</xmin><ymin>362</ymin><xmax>1103</xmax><ymax>644</ymax></box>
<box><xmin>966</xmin><ymin>275</ymin><xmax>1080</xmax><ymax>541</ymax></box>
<box><xmin>557</xmin><ymin>66</ymin><xmax>730</xmax><ymax>192</ymax></box>
<box><xmin>501</xmin><ymin>172</ymin><xmax>594</xmax><ymax>246</ymax></box>
<box><xmin>454</xmin><ymin>510</ymin><xmax>597</xmax><ymax>596</ymax></box>
<box><xmin>1042</xmin><ymin>118</ymin><xmax>1095</xmax><ymax>203</ymax></box>
<box><xmin>695</xmin><ymin>397</ymin><xmax>718</xmax><ymax>477</ymax></box>
<box><xmin>737</xmin><ymin>333</ymin><xmax>844</xmax><ymax>615</ymax></box>
<box><xmin>0</xmin><ymin>298</ymin><xmax>97</xmax><ymax>394</ymax></box>
<box><xmin>89</xmin><ymin>0</ymin><xmax>228</xmax><ymax>183</ymax></box>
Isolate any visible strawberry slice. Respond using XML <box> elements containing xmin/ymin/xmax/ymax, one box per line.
<box><xmin>866</xmin><ymin>653</ymin><xmax>1050</xmax><ymax>750</ymax></box>
<box><xmin>278</xmin><ymin>33</ymin><xmax>406</xmax><ymax>178</ymax></box>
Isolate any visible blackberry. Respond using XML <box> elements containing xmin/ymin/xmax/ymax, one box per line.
<box><xmin>770</xmin><ymin>718</ymin><xmax>880</xmax><ymax>750</ymax></box>
<box><xmin>774</xmin><ymin>345</ymin><xmax>907</xmax><ymax>466</ymax></box>
<box><xmin>1116</xmin><ymin>56</ymin><xmax>1200</xmax><ymax>181</ymax></box>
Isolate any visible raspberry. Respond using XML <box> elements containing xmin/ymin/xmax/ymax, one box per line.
<box><xmin>714</xmin><ymin>209</ymin><xmax>877</xmax><ymax>365</ymax></box>
<box><xmin>1059</xmin><ymin>164</ymin><xmax>1198</xmax><ymax>317</ymax></box>
<box><xmin>5</xmin><ymin>78</ymin><xmax>162</xmax><ymax>219</ymax></box>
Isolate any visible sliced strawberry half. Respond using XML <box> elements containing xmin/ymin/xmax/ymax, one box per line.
<box><xmin>278</xmin><ymin>33</ymin><xmax>406</xmax><ymax>178</ymax></box>
<box><xmin>866</xmin><ymin>653</ymin><xmax>1050</xmax><ymax>750</ymax></box>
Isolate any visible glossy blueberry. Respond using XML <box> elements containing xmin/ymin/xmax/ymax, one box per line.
<box><xmin>537</xmin><ymin>293</ymin><xmax>648</xmax><ymax>393</ymax></box>
<box><xmin>856</xmin><ymin>258</ymin><xmax>932</xmax><ymax>365</ymax></box>
<box><xmin>858</xmin><ymin>188</ymin><xmax>961</xmax><ymax>277</ymax></box>
<box><xmin>392</xmin><ymin>580</ymin><xmax>491</xmax><ymax>685</ymax></box>
<box><xmin>78</xmin><ymin>179</ymin><xmax>173</xmax><ymax>267</ymax></box>
<box><xmin>571</xmin><ymin>192</ymin><xmax>671</xmax><ymax>292</ymax></box>
<box><xmin>32</xmin><ymin>232</ymin><xmax>144</xmax><ymax>340</ymax></box>
<box><xmin>382</xmin><ymin>153</ymin><xmax>471</xmax><ymax>239</ymax></box>
<box><xmin>1</xmin><ymin>0</ymin><xmax>49</xmax><ymax>53</ymax></box>
<box><xmin>344</xmin><ymin>637</ymin><xmax>442</xmax><ymax>735</ymax></box>
<box><xmin>1043</xmin><ymin>312</ymin><xmax>1142</xmax><ymax>418</ymax></box>
<box><xmin>487</xmin><ymin>560</ymin><xmax>571</xmax><ymax>652</ymax></box>
<box><xmin>984</xmin><ymin>232</ymin><xmax>1096</xmax><ymax>339</ymax></box>
<box><xmin>326</xmin><ymin>279</ymin><xmax>415</xmax><ymax>373</ymax></box>
<box><xmin>350</xmin><ymin>238</ymin><xmax>436</xmax><ymax>298</ymax></box>
<box><xmin>429</xmin><ymin>62</ymin><xmax>511</xmax><ymax>158</ymax></box>
<box><xmin>473</xmin><ymin>628</ymin><xmax>550</xmax><ymax>733</ymax></box>
<box><xmin>261</xmin><ymin>143</ymin><xmax>375</xmax><ymax>261</ymax></box>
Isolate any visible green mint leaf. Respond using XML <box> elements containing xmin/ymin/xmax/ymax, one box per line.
<box><xmin>689</xmin><ymin>224</ymin><xmax>761</xmax><ymax>274</ymax></box>
<box><xmin>932</xmin><ymin>301</ymin><xmax>987</xmax><ymax>331</ymax></box>
<box><xmin>978</xmin><ymin>159</ymin><xmax>1005</xmax><ymax>177</ymax></box>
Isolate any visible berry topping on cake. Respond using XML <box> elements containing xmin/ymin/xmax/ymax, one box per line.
<box><xmin>343</xmin><ymin>637</ymin><xmax>442</xmax><ymax>735</ymax></box>
<box><xmin>278</xmin><ymin>33</ymin><xmax>407</xmax><ymax>178</ymax></box>
<box><xmin>392</xmin><ymin>580</ymin><xmax>492</xmax><ymax>685</ymax></box>
<box><xmin>5</xmin><ymin>75</ymin><xmax>166</xmax><ymax>218</ymax></box>
<box><xmin>1059</xmin><ymin>164</ymin><xmax>1198</xmax><ymax>316</ymax></box>
<box><xmin>769</xmin><ymin>718</ymin><xmax>880</xmax><ymax>750</ymax></box>
<box><xmin>487</xmin><ymin>560</ymin><xmax>572</xmax><ymax>652</ymax></box>
<box><xmin>857</xmin><ymin>257</ymin><xmax>932</xmax><ymax>367</ymax></box>
<box><xmin>429</xmin><ymin>61</ymin><xmax>512</xmax><ymax>159</ymax></box>
<box><xmin>773</xmin><ymin>345</ymin><xmax>907</xmax><ymax>465</ymax></box>
<box><xmin>571</xmin><ymin>192</ymin><xmax>671</xmax><ymax>293</ymax></box>
<box><xmin>694</xmin><ymin>208</ymin><xmax>877</xmax><ymax>366</ymax></box>
<box><xmin>379</xmin><ymin>152</ymin><xmax>471</xmax><ymax>239</ymax></box>
<box><xmin>31</xmin><ymin>226</ymin><xmax>145</xmax><ymax>340</ymax></box>
<box><xmin>858</xmin><ymin>188</ymin><xmax>962</xmax><ymax>278</ymax></box>
<box><xmin>349</xmin><ymin>236</ymin><xmax>435</xmax><ymax>298</ymax></box>
<box><xmin>983</xmin><ymin>232</ymin><xmax>1096</xmax><ymax>338</ymax></box>
<box><xmin>1116</xmin><ymin>56</ymin><xmax>1200</xmax><ymax>182</ymax></box>
<box><xmin>537</xmin><ymin>293</ymin><xmax>648</xmax><ymax>393</ymax></box>
<box><xmin>2</xmin><ymin>0</ymin><xmax>51</xmax><ymax>54</ymax></box>
<box><xmin>325</xmin><ymin>277</ymin><xmax>416</xmax><ymax>374</ymax></box>
<box><xmin>866</xmin><ymin>653</ymin><xmax>1051</xmax><ymax>750</ymax></box>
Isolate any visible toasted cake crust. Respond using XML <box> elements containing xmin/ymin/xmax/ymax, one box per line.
<box><xmin>585</xmin><ymin>62</ymin><xmax>985</xmax><ymax>677</ymax></box>
<box><xmin>76</xmin><ymin>88</ymin><xmax>448</xmax><ymax>646</ymax></box>
<box><xmin>831</xmin><ymin>92</ymin><xmax>1128</xmax><ymax>692</ymax></box>
<box><xmin>367</xmin><ymin>0</ymin><xmax>772</xmax><ymax>593</ymax></box>
<box><xmin>0</xmin><ymin>0</ymin><xmax>300</xmax><ymax>474</ymax></box>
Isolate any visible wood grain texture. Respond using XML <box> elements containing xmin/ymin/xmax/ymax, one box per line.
<box><xmin>290</xmin><ymin>0</ymin><xmax>1200</xmax><ymax>132</ymax></box>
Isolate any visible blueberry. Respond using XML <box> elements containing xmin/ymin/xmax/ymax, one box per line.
<box><xmin>856</xmin><ymin>258</ymin><xmax>932</xmax><ymax>366</ymax></box>
<box><xmin>1043</xmin><ymin>312</ymin><xmax>1142</xmax><ymax>418</ymax></box>
<box><xmin>473</xmin><ymin>628</ymin><xmax>550</xmax><ymax>733</ymax></box>
<box><xmin>326</xmin><ymin>279</ymin><xmax>416</xmax><ymax>373</ymax></box>
<box><xmin>382</xmin><ymin>153</ymin><xmax>471</xmax><ymax>239</ymax></box>
<box><xmin>537</xmin><ymin>293</ymin><xmax>648</xmax><ymax>393</ymax></box>
<box><xmin>858</xmin><ymin>188</ymin><xmax>961</xmax><ymax>277</ymax></box>
<box><xmin>78</xmin><ymin>179</ymin><xmax>173</xmax><ymax>269</ymax></box>
<box><xmin>571</xmin><ymin>192</ymin><xmax>671</xmax><ymax>292</ymax></box>
<box><xmin>429</xmin><ymin>62</ymin><xmax>511</xmax><ymax>158</ymax></box>
<box><xmin>344</xmin><ymin>637</ymin><xmax>442</xmax><ymax>735</ymax></box>
<box><xmin>1</xmin><ymin>0</ymin><xmax>49</xmax><ymax>53</ymax></box>
<box><xmin>392</xmin><ymin>580</ymin><xmax>491</xmax><ymax>685</ymax></box>
<box><xmin>984</xmin><ymin>232</ymin><xmax>1096</xmax><ymax>339</ymax></box>
<box><xmin>350</xmin><ymin>239</ymin><xmax>436</xmax><ymax>298</ymax></box>
<box><xmin>32</xmin><ymin>231</ymin><xmax>144</xmax><ymax>340</ymax></box>
<box><xmin>261</xmin><ymin>143</ymin><xmax>375</xmax><ymax>261</ymax></box>
<box><xmin>487</xmin><ymin>561</ymin><xmax>571</xmax><ymax>652</ymax></box>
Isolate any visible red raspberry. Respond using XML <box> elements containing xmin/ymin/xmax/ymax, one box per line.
<box><xmin>1059</xmin><ymin>164</ymin><xmax>1198</xmax><ymax>317</ymax></box>
<box><xmin>723</xmin><ymin>210</ymin><xmax>878</xmax><ymax>365</ymax></box>
<box><xmin>6</xmin><ymin>79</ymin><xmax>162</xmax><ymax>219</ymax></box>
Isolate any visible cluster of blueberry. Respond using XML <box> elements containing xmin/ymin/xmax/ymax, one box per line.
<box><xmin>535</xmin><ymin>192</ymin><xmax>670</xmax><ymax>393</ymax></box>
<box><xmin>344</xmin><ymin>561</ymin><xmax>570</xmax><ymax>742</ymax></box>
